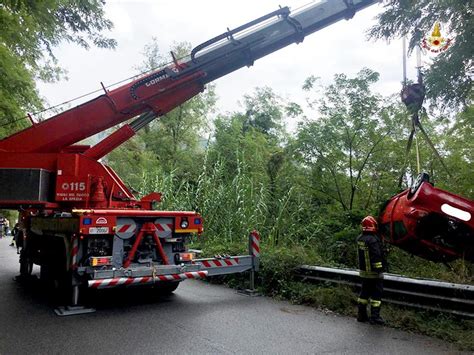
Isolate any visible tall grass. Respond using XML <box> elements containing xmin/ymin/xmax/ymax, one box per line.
<box><xmin>137</xmin><ymin>154</ymin><xmax>269</xmax><ymax>244</ymax></box>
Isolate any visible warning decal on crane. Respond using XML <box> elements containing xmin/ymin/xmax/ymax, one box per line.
<box><xmin>154</xmin><ymin>218</ymin><xmax>173</xmax><ymax>238</ymax></box>
<box><xmin>115</xmin><ymin>218</ymin><xmax>137</xmax><ymax>239</ymax></box>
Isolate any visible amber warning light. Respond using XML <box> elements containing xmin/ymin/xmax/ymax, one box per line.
<box><xmin>91</xmin><ymin>256</ymin><xmax>112</xmax><ymax>266</ymax></box>
<box><xmin>179</xmin><ymin>253</ymin><xmax>195</xmax><ymax>262</ymax></box>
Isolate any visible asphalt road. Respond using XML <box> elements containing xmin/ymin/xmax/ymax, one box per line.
<box><xmin>0</xmin><ymin>237</ymin><xmax>460</xmax><ymax>354</ymax></box>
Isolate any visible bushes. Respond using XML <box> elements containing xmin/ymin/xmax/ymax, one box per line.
<box><xmin>283</xmin><ymin>282</ymin><xmax>355</xmax><ymax>314</ymax></box>
<box><xmin>382</xmin><ymin>306</ymin><xmax>474</xmax><ymax>350</ymax></box>
<box><xmin>386</xmin><ymin>248</ymin><xmax>473</xmax><ymax>284</ymax></box>
<box><xmin>258</xmin><ymin>244</ymin><xmax>322</xmax><ymax>296</ymax></box>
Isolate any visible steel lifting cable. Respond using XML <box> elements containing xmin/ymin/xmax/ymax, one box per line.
<box><xmin>415</xmin><ymin>121</ymin><xmax>452</xmax><ymax>176</ymax></box>
<box><xmin>398</xmin><ymin>39</ymin><xmax>452</xmax><ymax>188</ymax></box>
<box><xmin>412</xmin><ymin>45</ymin><xmax>423</xmax><ymax>176</ymax></box>
<box><xmin>398</xmin><ymin>36</ymin><xmax>415</xmax><ymax>187</ymax></box>
<box><xmin>414</xmin><ymin>129</ymin><xmax>421</xmax><ymax>174</ymax></box>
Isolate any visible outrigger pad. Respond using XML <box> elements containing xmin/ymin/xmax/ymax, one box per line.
<box><xmin>237</xmin><ymin>288</ymin><xmax>260</xmax><ymax>297</ymax></box>
<box><xmin>54</xmin><ymin>305</ymin><xmax>96</xmax><ymax>316</ymax></box>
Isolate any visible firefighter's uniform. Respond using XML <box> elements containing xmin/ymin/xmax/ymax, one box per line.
<box><xmin>357</xmin><ymin>216</ymin><xmax>385</xmax><ymax>325</ymax></box>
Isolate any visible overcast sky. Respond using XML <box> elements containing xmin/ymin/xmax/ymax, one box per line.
<box><xmin>36</xmin><ymin>0</ymin><xmax>420</xmax><ymax>126</ymax></box>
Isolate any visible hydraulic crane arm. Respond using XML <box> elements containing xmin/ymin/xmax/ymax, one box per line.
<box><xmin>0</xmin><ymin>0</ymin><xmax>378</xmax><ymax>156</ymax></box>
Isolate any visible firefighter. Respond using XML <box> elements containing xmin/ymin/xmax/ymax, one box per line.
<box><xmin>14</xmin><ymin>224</ymin><xmax>24</xmax><ymax>255</ymax></box>
<box><xmin>9</xmin><ymin>223</ymin><xmax>16</xmax><ymax>246</ymax></box>
<box><xmin>4</xmin><ymin>218</ymin><xmax>9</xmax><ymax>236</ymax></box>
<box><xmin>356</xmin><ymin>215</ymin><xmax>385</xmax><ymax>325</ymax></box>
<box><xmin>10</xmin><ymin>222</ymin><xmax>19</xmax><ymax>248</ymax></box>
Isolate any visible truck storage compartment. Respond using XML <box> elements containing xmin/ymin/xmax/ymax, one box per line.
<box><xmin>0</xmin><ymin>168</ymin><xmax>53</xmax><ymax>202</ymax></box>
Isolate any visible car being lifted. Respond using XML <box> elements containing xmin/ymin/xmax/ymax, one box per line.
<box><xmin>379</xmin><ymin>173</ymin><xmax>474</xmax><ymax>262</ymax></box>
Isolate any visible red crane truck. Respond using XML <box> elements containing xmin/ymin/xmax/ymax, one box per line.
<box><xmin>0</xmin><ymin>0</ymin><xmax>378</xmax><ymax>314</ymax></box>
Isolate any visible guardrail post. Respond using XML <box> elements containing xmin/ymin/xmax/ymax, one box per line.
<box><xmin>239</xmin><ymin>230</ymin><xmax>260</xmax><ymax>296</ymax></box>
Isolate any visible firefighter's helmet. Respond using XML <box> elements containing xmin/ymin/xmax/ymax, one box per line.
<box><xmin>361</xmin><ymin>216</ymin><xmax>378</xmax><ymax>233</ymax></box>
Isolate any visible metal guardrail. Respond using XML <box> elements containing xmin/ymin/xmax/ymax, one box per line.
<box><xmin>295</xmin><ymin>265</ymin><xmax>474</xmax><ymax>318</ymax></box>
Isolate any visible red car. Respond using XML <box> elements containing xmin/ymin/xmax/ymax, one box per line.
<box><xmin>379</xmin><ymin>173</ymin><xmax>474</xmax><ymax>262</ymax></box>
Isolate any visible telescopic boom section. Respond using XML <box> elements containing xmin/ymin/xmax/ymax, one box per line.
<box><xmin>0</xmin><ymin>0</ymin><xmax>377</xmax><ymax>155</ymax></box>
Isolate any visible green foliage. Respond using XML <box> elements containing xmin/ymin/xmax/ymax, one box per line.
<box><xmin>1</xmin><ymin>0</ymin><xmax>115</xmax><ymax>68</ymax></box>
<box><xmin>369</xmin><ymin>0</ymin><xmax>473</xmax><ymax>109</ymax></box>
<box><xmin>386</xmin><ymin>247</ymin><xmax>473</xmax><ymax>284</ymax></box>
<box><xmin>284</xmin><ymin>283</ymin><xmax>355</xmax><ymax>314</ymax></box>
<box><xmin>257</xmin><ymin>245</ymin><xmax>323</xmax><ymax>297</ymax></box>
<box><xmin>435</xmin><ymin>106</ymin><xmax>474</xmax><ymax>198</ymax></box>
<box><xmin>0</xmin><ymin>45</ymin><xmax>40</xmax><ymax>137</ymax></box>
<box><xmin>106</xmin><ymin>138</ymin><xmax>157</xmax><ymax>190</ymax></box>
<box><xmin>202</xmin><ymin>89</ymin><xmax>300</xmax><ymax>243</ymax></box>
<box><xmin>241</xmin><ymin>87</ymin><xmax>284</xmax><ymax>138</ymax></box>
<box><xmin>0</xmin><ymin>0</ymin><xmax>115</xmax><ymax>136</ymax></box>
<box><xmin>383</xmin><ymin>306</ymin><xmax>474</xmax><ymax>351</ymax></box>
<box><xmin>296</xmin><ymin>68</ymin><xmax>405</xmax><ymax>211</ymax></box>
<box><xmin>120</xmin><ymin>64</ymin><xmax>472</xmax><ymax>272</ymax></box>
<box><xmin>210</xmin><ymin>114</ymin><xmax>272</xmax><ymax>181</ymax></box>
<box><xmin>193</xmin><ymin>157</ymin><xmax>268</xmax><ymax>242</ymax></box>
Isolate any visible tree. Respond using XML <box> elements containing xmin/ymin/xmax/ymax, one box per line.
<box><xmin>0</xmin><ymin>45</ymin><xmax>41</xmax><ymax>136</ymax></box>
<box><xmin>209</xmin><ymin>87</ymin><xmax>296</xmax><ymax>183</ymax></box>
<box><xmin>0</xmin><ymin>0</ymin><xmax>116</xmax><ymax>136</ymax></box>
<box><xmin>209</xmin><ymin>112</ymin><xmax>272</xmax><ymax>184</ymax></box>
<box><xmin>369</xmin><ymin>0</ymin><xmax>473</xmax><ymax>109</ymax></box>
<box><xmin>241</xmin><ymin>87</ymin><xmax>284</xmax><ymax>138</ymax></box>
<box><xmin>431</xmin><ymin>105</ymin><xmax>474</xmax><ymax>198</ymax></box>
<box><xmin>296</xmin><ymin>68</ymin><xmax>405</xmax><ymax>211</ymax></box>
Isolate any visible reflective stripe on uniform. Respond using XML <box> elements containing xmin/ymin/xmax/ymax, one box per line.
<box><xmin>358</xmin><ymin>241</ymin><xmax>372</xmax><ymax>273</ymax></box>
<box><xmin>364</xmin><ymin>248</ymin><xmax>371</xmax><ymax>272</ymax></box>
<box><xmin>370</xmin><ymin>300</ymin><xmax>382</xmax><ymax>307</ymax></box>
<box><xmin>357</xmin><ymin>298</ymin><xmax>369</xmax><ymax>305</ymax></box>
<box><xmin>372</xmin><ymin>262</ymin><xmax>382</xmax><ymax>269</ymax></box>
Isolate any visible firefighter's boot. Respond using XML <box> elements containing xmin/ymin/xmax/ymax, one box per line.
<box><xmin>357</xmin><ymin>304</ymin><xmax>369</xmax><ymax>322</ymax></box>
<box><xmin>369</xmin><ymin>306</ymin><xmax>385</xmax><ymax>325</ymax></box>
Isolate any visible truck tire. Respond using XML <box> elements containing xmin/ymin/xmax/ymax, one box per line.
<box><xmin>39</xmin><ymin>235</ymin><xmax>71</xmax><ymax>302</ymax></box>
<box><xmin>19</xmin><ymin>231</ymin><xmax>34</xmax><ymax>278</ymax></box>
<box><xmin>19</xmin><ymin>248</ymin><xmax>33</xmax><ymax>277</ymax></box>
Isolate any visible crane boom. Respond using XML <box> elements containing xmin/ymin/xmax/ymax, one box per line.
<box><xmin>0</xmin><ymin>0</ymin><xmax>377</xmax><ymax>156</ymax></box>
